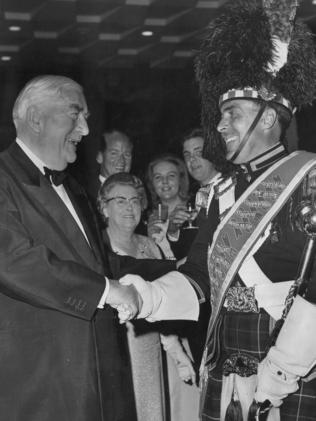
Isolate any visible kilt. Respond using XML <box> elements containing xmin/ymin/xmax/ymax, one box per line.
<box><xmin>200</xmin><ymin>309</ymin><xmax>316</xmax><ymax>420</ymax></box>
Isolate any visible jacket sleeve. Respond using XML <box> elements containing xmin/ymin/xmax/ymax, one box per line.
<box><xmin>0</xmin><ymin>184</ymin><xmax>105</xmax><ymax>320</ymax></box>
<box><xmin>178</xmin><ymin>207</ymin><xmax>216</xmax><ymax>301</ymax></box>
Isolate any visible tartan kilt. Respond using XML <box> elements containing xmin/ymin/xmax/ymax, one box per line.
<box><xmin>200</xmin><ymin>309</ymin><xmax>316</xmax><ymax>420</ymax></box>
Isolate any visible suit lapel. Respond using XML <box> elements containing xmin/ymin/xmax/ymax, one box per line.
<box><xmin>4</xmin><ymin>143</ymin><xmax>104</xmax><ymax>270</ymax></box>
<box><xmin>64</xmin><ymin>177</ymin><xmax>105</xmax><ymax>266</ymax></box>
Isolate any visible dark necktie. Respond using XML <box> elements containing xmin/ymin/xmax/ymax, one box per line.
<box><xmin>44</xmin><ymin>166</ymin><xmax>67</xmax><ymax>186</ymax></box>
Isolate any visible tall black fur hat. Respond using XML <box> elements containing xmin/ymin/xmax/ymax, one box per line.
<box><xmin>196</xmin><ymin>0</ymin><xmax>316</xmax><ymax>167</ymax></box>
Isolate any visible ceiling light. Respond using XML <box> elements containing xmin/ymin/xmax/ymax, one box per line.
<box><xmin>9</xmin><ymin>25</ymin><xmax>21</xmax><ymax>32</ymax></box>
<box><xmin>141</xmin><ymin>30</ymin><xmax>153</xmax><ymax>37</ymax></box>
<box><xmin>1</xmin><ymin>56</ymin><xmax>11</xmax><ymax>61</ymax></box>
<box><xmin>313</xmin><ymin>0</ymin><xmax>316</xmax><ymax>4</ymax></box>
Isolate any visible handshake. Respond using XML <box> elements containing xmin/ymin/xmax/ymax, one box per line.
<box><xmin>104</xmin><ymin>270</ymin><xmax>200</xmax><ymax>324</ymax></box>
<box><xmin>105</xmin><ymin>275</ymin><xmax>154</xmax><ymax>323</ymax></box>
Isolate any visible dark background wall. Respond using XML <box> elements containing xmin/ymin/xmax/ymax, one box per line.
<box><xmin>0</xmin><ymin>60</ymin><xmax>316</xmax><ymax>186</ymax></box>
<box><xmin>0</xmin><ymin>62</ymin><xmax>201</xmax><ymax>182</ymax></box>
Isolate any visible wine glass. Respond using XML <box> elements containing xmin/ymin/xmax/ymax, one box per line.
<box><xmin>184</xmin><ymin>203</ymin><xmax>198</xmax><ymax>229</ymax></box>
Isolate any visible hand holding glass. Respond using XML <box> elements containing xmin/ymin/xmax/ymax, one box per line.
<box><xmin>148</xmin><ymin>203</ymin><xmax>168</xmax><ymax>236</ymax></box>
<box><xmin>184</xmin><ymin>203</ymin><xmax>198</xmax><ymax>229</ymax></box>
<box><xmin>156</xmin><ymin>203</ymin><xmax>168</xmax><ymax>222</ymax></box>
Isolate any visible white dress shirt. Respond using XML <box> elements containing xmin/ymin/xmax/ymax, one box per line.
<box><xmin>16</xmin><ymin>138</ymin><xmax>109</xmax><ymax>307</ymax></box>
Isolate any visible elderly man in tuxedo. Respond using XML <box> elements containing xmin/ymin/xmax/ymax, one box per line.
<box><xmin>0</xmin><ymin>75</ymin><xmax>140</xmax><ymax>421</ymax></box>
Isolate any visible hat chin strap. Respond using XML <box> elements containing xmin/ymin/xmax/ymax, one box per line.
<box><xmin>229</xmin><ymin>102</ymin><xmax>267</xmax><ymax>163</ymax></box>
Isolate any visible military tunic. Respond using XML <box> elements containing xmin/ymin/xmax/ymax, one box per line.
<box><xmin>180</xmin><ymin>143</ymin><xmax>316</xmax><ymax>420</ymax></box>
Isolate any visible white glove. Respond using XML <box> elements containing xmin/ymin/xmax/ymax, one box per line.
<box><xmin>255</xmin><ymin>357</ymin><xmax>299</xmax><ymax>407</ymax></box>
<box><xmin>255</xmin><ymin>296</ymin><xmax>316</xmax><ymax>407</ymax></box>
<box><xmin>161</xmin><ymin>334</ymin><xmax>196</xmax><ymax>385</ymax></box>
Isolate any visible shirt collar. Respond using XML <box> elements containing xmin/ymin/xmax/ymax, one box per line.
<box><xmin>99</xmin><ymin>174</ymin><xmax>106</xmax><ymax>185</ymax></box>
<box><xmin>16</xmin><ymin>137</ymin><xmax>46</xmax><ymax>175</ymax></box>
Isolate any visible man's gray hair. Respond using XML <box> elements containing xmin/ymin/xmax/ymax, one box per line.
<box><xmin>12</xmin><ymin>75</ymin><xmax>83</xmax><ymax>123</ymax></box>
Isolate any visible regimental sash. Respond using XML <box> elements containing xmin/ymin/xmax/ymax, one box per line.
<box><xmin>202</xmin><ymin>151</ymin><xmax>316</xmax><ymax>372</ymax></box>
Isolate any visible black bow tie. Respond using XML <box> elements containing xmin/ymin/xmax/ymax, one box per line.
<box><xmin>44</xmin><ymin>167</ymin><xmax>67</xmax><ymax>186</ymax></box>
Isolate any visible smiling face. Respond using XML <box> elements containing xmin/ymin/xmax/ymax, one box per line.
<box><xmin>98</xmin><ymin>133</ymin><xmax>133</xmax><ymax>177</ymax></box>
<box><xmin>217</xmin><ymin>99</ymin><xmax>266</xmax><ymax>164</ymax></box>
<box><xmin>152</xmin><ymin>160</ymin><xmax>180</xmax><ymax>203</ymax></box>
<box><xmin>103</xmin><ymin>184</ymin><xmax>141</xmax><ymax>232</ymax></box>
<box><xmin>35</xmin><ymin>86</ymin><xmax>89</xmax><ymax>170</ymax></box>
<box><xmin>183</xmin><ymin>136</ymin><xmax>215</xmax><ymax>185</ymax></box>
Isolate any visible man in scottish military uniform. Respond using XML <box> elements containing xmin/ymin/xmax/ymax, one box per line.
<box><xmin>116</xmin><ymin>1</ymin><xmax>316</xmax><ymax>419</ymax></box>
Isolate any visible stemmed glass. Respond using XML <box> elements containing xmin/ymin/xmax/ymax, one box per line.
<box><xmin>184</xmin><ymin>202</ymin><xmax>198</xmax><ymax>229</ymax></box>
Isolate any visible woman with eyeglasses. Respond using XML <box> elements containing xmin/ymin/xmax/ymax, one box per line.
<box><xmin>97</xmin><ymin>172</ymin><xmax>197</xmax><ymax>421</ymax></box>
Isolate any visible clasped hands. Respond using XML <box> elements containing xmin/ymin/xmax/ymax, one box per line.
<box><xmin>106</xmin><ymin>275</ymin><xmax>151</xmax><ymax>323</ymax></box>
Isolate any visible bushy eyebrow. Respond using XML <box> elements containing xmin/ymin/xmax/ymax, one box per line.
<box><xmin>69</xmin><ymin>103</ymin><xmax>90</xmax><ymax>118</ymax></box>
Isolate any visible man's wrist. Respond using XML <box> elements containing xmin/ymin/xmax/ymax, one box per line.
<box><xmin>104</xmin><ymin>278</ymin><xmax>121</xmax><ymax>306</ymax></box>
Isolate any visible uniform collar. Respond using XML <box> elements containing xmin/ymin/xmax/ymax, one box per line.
<box><xmin>238</xmin><ymin>143</ymin><xmax>287</xmax><ymax>180</ymax></box>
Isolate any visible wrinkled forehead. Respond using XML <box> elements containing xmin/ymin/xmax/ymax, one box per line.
<box><xmin>60</xmin><ymin>85</ymin><xmax>88</xmax><ymax>112</ymax></box>
<box><xmin>107</xmin><ymin>183</ymin><xmax>137</xmax><ymax>197</ymax></box>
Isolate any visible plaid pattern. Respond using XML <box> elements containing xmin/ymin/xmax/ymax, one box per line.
<box><xmin>201</xmin><ymin>309</ymin><xmax>316</xmax><ymax>420</ymax></box>
<box><xmin>201</xmin><ymin>368</ymin><xmax>222</xmax><ymax>421</ymax></box>
<box><xmin>222</xmin><ymin>310</ymin><xmax>271</xmax><ymax>360</ymax></box>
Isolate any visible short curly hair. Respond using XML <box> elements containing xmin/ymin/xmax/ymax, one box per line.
<box><xmin>145</xmin><ymin>154</ymin><xmax>190</xmax><ymax>207</ymax></box>
<box><xmin>97</xmin><ymin>172</ymin><xmax>147</xmax><ymax>218</ymax></box>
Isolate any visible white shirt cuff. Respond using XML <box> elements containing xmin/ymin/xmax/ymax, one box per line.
<box><xmin>97</xmin><ymin>276</ymin><xmax>109</xmax><ymax>308</ymax></box>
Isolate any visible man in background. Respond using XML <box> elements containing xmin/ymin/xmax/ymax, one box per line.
<box><xmin>97</xmin><ymin>129</ymin><xmax>132</xmax><ymax>178</ymax></box>
<box><xmin>88</xmin><ymin>128</ymin><xmax>147</xmax><ymax>233</ymax></box>
<box><xmin>87</xmin><ymin>129</ymin><xmax>133</xmax><ymax>200</ymax></box>
<box><xmin>182</xmin><ymin>128</ymin><xmax>218</xmax><ymax>191</ymax></box>
<box><xmin>164</xmin><ymin>128</ymin><xmax>220</xmax><ymax>260</ymax></box>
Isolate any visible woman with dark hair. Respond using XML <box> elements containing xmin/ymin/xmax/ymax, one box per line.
<box><xmin>97</xmin><ymin>172</ymin><xmax>198</xmax><ymax>421</ymax></box>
